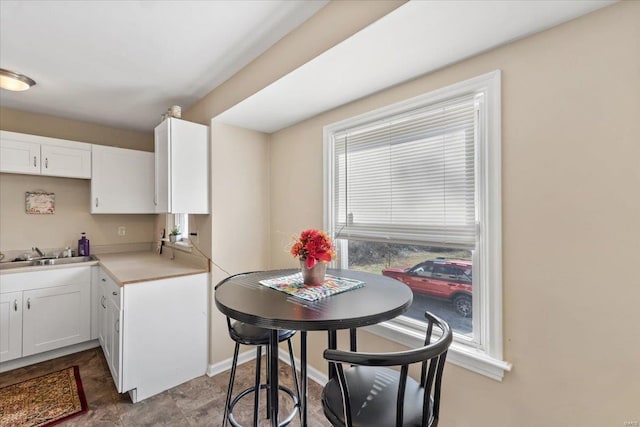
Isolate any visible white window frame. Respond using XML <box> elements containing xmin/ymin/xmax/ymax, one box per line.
<box><xmin>323</xmin><ymin>70</ymin><xmax>510</xmax><ymax>380</ymax></box>
<box><xmin>166</xmin><ymin>213</ymin><xmax>191</xmax><ymax>249</ymax></box>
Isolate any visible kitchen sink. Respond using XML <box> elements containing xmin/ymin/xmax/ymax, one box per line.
<box><xmin>0</xmin><ymin>255</ymin><xmax>97</xmax><ymax>270</ymax></box>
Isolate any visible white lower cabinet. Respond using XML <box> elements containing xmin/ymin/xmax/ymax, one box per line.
<box><xmin>1</xmin><ymin>263</ymin><xmax>206</xmax><ymax>402</ymax></box>
<box><xmin>97</xmin><ymin>269</ymin><xmax>123</xmax><ymax>391</ymax></box>
<box><xmin>0</xmin><ymin>267</ymin><xmax>91</xmax><ymax>363</ymax></box>
<box><xmin>0</xmin><ymin>292</ymin><xmax>23</xmax><ymax>362</ymax></box>
<box><xmin>22</xmin><ymin>283</ymin><xmax>90</xmax><ymax>357</ymax></box>
<box><xmin>96</xmin><ymin>267</ymin><xmax>208</xmax><ymax>402</ymax></box>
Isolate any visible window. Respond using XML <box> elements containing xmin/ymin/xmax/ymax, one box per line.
<box><xmin>324</xmin><ymin>71</ymin><xmax>509</xmax><ymax>380</ymax></box>
<box><xmin>167</xmin><ymin>213</ymin><xmax>189</xmax><ymax>243</ymax></box>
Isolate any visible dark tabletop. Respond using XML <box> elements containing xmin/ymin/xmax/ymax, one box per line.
<box><xmin>215</xmin><ymin>269</ymin><xmax>413</xmax><ymax>331</ymax></box>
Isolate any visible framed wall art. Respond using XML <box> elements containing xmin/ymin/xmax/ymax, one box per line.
<box><xmin>26</xmin><ymin>191</ymin><xmax>55</xmax><ymax>214</ymax></box>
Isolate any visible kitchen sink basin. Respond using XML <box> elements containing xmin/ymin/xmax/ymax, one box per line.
<box><xmin>0</xmin><ymin>255</ymin><xmax>97</xmax><ymax>270</ymax></box>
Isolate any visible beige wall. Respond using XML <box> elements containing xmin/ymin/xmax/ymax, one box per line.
<box><xmin>268</xmin><ymin>2</ymin><xmax>640</xmax><ymax>426</ymax></box>
<box><xmin>0</xmin><ymin>108</ymin><xmax>156</xmax><ymax>254</ymax></box>
<box><xmin>182</xmin><ymin>0</ymin><xmax>406</xmax><ymax>365</ymax></box>
<box><xmin>0</xmin><ymin>108</ymin><xmax>153</xmax><ymax>151</ymax></box>
<box><xmin>208</xmin><ymin>122</ymin><xmax>270</xmax><ymax>363</ymax></box>
<box><xmin>0</xmin><ymin>174</ymin><xmax>155</xmax><ymax>252</ymax></box>
<box><xmin>184</xmin><ymin>0</ymin><xmax>405</xmax><ymax>126</ymax></box>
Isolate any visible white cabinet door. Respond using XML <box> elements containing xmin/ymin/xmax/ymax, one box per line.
<box><xmin>154</xmin><ymin>120</ymin><xmax>170</xmax><ymax>212</ymax></box>
<box><xmin>97</xmin><ymin>284</ymin><xmax>107</xmax><ymax>348</ymax></box>
<box><xmin>91</xmin><ymin>145</ymin><xmax>155</xmax><ymax>213</ymax></box>
<box><xmin>0</xmin><ymin>138</ymin><xmax>40</xmax><ymax>175</ymax></box>
<box><xmin>41</xmin><ymin>144</ymin><xmax>91</xmax><ymax>178</ymax></box>
<box><xmin>0</xmin><ymin>292</ymin><xmax>23</xmax><ymax>362</ymax></box>
<box><xmin>154</xmin><ymin>118</ymin><xmax>209</xmax><ymax>214</ymax></box>
<box><xmin>97</xmin><ymin>268</ymin><xmax>123</xmax><ymax>391</ymax></box>
<box><xmin>106</xmin><ymin>296</ymin><xmax>122</xmax><ymax>391</ymax></box>
<box><xmin>22</xmin><ymin>283</ymin><xmax>91</xmax><ymax>357</ymax></box>
<box><xmin>0</xmin><ymin>130</ymin><xmax>91</xmax><ymax>178</ymax></box>
<box><xmin>122</xmin><ymin>273</ymin><xmax>207</xmax><ymax>402</ymax></box>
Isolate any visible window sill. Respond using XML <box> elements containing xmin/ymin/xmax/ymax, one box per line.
<box><xmin>162</xmin><ymin>240</ymin><xmax>193</xmax><ymax>253</ymax></box>
<box><xmin>363</xmin><ymin>321</ymin><xmax>512</xmax><ymax>381</ymax></box>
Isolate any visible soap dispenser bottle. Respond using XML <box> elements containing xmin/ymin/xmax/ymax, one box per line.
<box><xmin>78</xmin><ymin>232</ymin><xmax>90</xmax><ymax>256</ymax></box>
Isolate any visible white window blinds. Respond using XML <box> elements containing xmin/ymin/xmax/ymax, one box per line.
<box><xmin>333</xmin><ymin>94</ymin><xmax>480</xmax><ymax>247</ymax></box>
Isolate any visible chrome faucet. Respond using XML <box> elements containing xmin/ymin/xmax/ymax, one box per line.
<box><xmin>32</xmin><ymin>247</ymin><xmax>45</xmax><ymax>257</ymax></box>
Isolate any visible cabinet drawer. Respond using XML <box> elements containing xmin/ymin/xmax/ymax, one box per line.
<box><xmin>98</xmin><ymin>270</ymin><xmax>121</xmax><ymax>309</ymax></box>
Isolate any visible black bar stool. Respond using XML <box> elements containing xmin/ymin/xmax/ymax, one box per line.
<box><xmin>223</xmin><ymin>318</ymin><xmax>301</xmax><ymax>427</ymax></box>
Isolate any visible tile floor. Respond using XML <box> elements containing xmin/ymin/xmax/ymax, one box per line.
<box><xmin>0</xmin><ymin>347</ymin><xmax>331</xmax><ymax>426</ymax></box>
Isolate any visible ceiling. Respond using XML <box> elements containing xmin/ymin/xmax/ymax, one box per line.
<box><xmin>1</xmin><ymin>1</ymin><xmax>616</xmax><ymax>135</ymax></box>
<box><xmin>0</xmin><ymin>0</ymin><xmax>327</xmax><ymax>132</ymax></box>
<box><xmin>216</xmin><ymin>0</ymin><xmax>616</xmax><ymax>133</ymax></box>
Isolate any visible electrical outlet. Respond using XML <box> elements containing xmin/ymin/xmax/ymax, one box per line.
<box><xmin>118</xmin><ymin>226</ymin><xmax>126</xmax><ymax>236</ymax></box>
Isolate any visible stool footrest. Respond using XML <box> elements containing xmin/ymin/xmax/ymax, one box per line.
<box><xmin>228</xmin><ymin>383</ymin><xmax>299</xmax><ymax>427</ymax></box>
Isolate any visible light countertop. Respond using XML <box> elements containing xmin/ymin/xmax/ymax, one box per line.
<box><xmin>96</xmin><ymin>251</ymin><xmax>209</xmax><ymax>286</ymax></box>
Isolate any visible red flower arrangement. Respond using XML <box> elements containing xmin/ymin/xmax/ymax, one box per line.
<box><xmin>290</xmin><ymin>229</ymin><xmax>335</xmax><ymax>269</ymax></box>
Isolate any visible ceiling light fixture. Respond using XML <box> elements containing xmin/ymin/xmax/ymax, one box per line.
<box><xmin>0</xmin><ymin>68</ymin><xmax>36</xmax><ymax>91</ymax></box>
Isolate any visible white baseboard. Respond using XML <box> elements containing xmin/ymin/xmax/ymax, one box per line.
<box><xmin>207</xmin><ymin>347</ymin><xmax>263</xmax><ymax>377</ymax></box>
<box><xmin>278</xmin><ymin>347</ymin><xmax>328</xmax><ymax>386</ymax></box>
<box><xmin>0</xmin><ymin>340</ymin><xmax>100</xmax><ymax>373</ymax></box>
<box><xmin>206</xmin><ymin>346</ymin><xmax>328</xmax><ymax>387</ymax></box>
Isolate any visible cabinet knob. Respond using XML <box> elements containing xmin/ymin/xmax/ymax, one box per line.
<box><xmin>95</xmin><ymin>197</ymin><xmax>99</xmax><ymax>208</ymax></box>
<box><xmin>45</xmin><ymin>157</ymin><xmax>48</xmax><ymax>168</ymax></box>
<box><xmin>112</xmin><ymin>291</ymin><xmax>118</xmax><ymax>296</ymax></box>
<box><xmin>14</xmin><ymin>299</ymin><xmax>18</xmax><ymax>311</ymax></box>
<box><xmin>101</xmin><ymin>278</ymin><xmax>106</xmax><ymax>282</ymax></box>
<box><xmin>101</xmin><ymin>295</ymin><xmax>106</xmax><ymax>309</ymax></box>
<box><xmin>27</xmin><ymin>298</ymin><xmax>31</xmax><ymax>310</ymax></box>
<box><xmin>115</xmin><ymin>319</ymin><xmax>120</xmax><ymax>333</ymax></box>
<box><xmin>33</xmin><ymin>156</ymin><xmax>37</xmax><ymax>167</ymax></box>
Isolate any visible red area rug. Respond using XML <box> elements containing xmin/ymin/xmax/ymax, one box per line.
<box><xmin>0</xmin><ymin>366</ymin><xmax>88</xmax><ymax>427</ymax></box>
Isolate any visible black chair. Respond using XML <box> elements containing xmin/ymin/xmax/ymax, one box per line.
<box><xmin>217</xmin><ymin>273</ymin><xmax>301</xmax><ymax>427</ymax></box>
<box><xmin>321</xmin><ymin>312</ymin><xmax>452</xmax><ymax>427</ymax></box>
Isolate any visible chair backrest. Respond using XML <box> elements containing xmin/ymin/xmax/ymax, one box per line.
<box><xmin>215</xmin><ymin>271</ymin><xmax>258</xmax><ymax>340</ymax></box>
<box><xmin>323</xmin><ymin>312</ymin><xmax>452</xmax><ymax>427</ymax></box>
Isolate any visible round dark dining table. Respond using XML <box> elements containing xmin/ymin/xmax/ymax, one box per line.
<box><xmin>215</xmin><ymin>268</ymin><xmax>413</xmax><ymax>427</ymax></box>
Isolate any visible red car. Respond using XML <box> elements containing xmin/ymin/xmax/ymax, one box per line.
<box><xmin>382</xmin><ymin>258</ymin><xmax>472</xmax><ymax>317</ymax></box>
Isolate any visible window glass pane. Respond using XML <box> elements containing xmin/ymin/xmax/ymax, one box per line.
<box><xmin>333</xmin><ymin>95</ymin><xmax>477</xmax><ymax>247</ymax></box>
<box><xmin>167</xmin><ymin>213</ymin><xmax>189</xmax><ymax>241</ymax></box>
<box><xmin>343</xmin><ymin>239</ymin><xmax>472</xmax><ymax>337</ymax></box>
<box><xmin>179</xmin><ymin>214</ymin><xmax>189</xmax><ymax>240</ymax></box>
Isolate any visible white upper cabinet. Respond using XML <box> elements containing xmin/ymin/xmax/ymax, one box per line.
<box><xmin>0</xmin><ymin>138</ymin><xmax>40</xmax><ymax>174</ymax></box>
<box><xmin>154</xmin><ymin>118</ymin><xmax>209</xmax><ymax>214</ymax></box>
<box><xmin>0</xmin><ymin>130</ymin><xmax>91</xmax><ymax>178</ymax></box>
<box><xmin>91</xmin><ymin>145</ymin><xmax>155</xmax><ymax>214</ymax></box>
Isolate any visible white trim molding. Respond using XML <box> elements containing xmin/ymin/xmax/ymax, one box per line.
<box><xmin>278</xmin><ymin>347</ymin><xmax>328</xmax><ymax>386</ymax></box>
<box><xmin>207</xmin><ymin>347</ymin><xmax>328</xmax><ymax>387</ymax></box>
<box><xmin>207</xmin><ymin>348</ymin><xmax>260</xmax><ymax>377</ymax></box>
<box><xmin>0</xmin><ymin>340</ymin><xmax>100</xmax><ymax>373</ymax></box>
<box><xmin>364</xmin><ymin>322</ymin><xmax>511</xmax><ymax>381</ymax></box>
<box><xmin>324</xmin><ymin>70</ymin><xmax>510</xmax><ymax>380</ymax></box>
